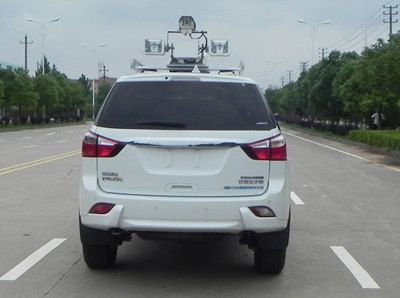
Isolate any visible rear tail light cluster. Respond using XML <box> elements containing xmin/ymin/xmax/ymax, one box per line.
<box><xmin>82</xmin><ymin>131</ymin><xmax>125</xmax><ymax>158</ymax></box>
<box><xmin>242</xmin><ymin>134</ymin><xmax>287</xmax><ymax>161</ymax></box>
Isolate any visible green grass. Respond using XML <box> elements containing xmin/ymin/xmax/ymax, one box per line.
<box><xmin>348</xmin><ymin>130</ymin><xmax>400</xmax><ymax>150</ymax></box>
<box><xmin>281</xmin><ymin>123</ymin><xmax>400</xmax><ymax>151</ymax></box>
<box><xmin>0</xmin><ymin>121</ymin><xmax>88</xmax><ymax>133</ymax></box>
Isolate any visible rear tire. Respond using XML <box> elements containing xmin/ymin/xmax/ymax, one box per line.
<box><xmin>254</xmin><ymin>248</ymin><xmax>286</xmax><ymax>274</ymax></box>
<box><xmin>82</xmin><ymin>244</ymin><xmax>118</xmax><ymax>269</ymax></box>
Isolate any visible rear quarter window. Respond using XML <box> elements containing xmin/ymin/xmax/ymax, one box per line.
<box><xmin>96</xmin><ymin>81</ymin><xmax>276</xmax><ymax>130</ymax></box>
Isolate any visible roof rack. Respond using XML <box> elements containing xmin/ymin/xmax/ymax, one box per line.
<box><xmin>131</xmin><ymin>16</ymin><xmax>244</xmax><ymax>75</ymax></box>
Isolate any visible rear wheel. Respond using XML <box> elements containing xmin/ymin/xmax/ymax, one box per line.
<box><xmin>82</xmin><ymin>244</ymin><xmax>118</xmax><ymax>269</ymax></box>
<box><xmin>254</xmin><ymin>248</ymin><xmax>286</xmax><ymax>274</ymax></box>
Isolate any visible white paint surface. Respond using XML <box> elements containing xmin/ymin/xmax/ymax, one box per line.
<box><xmin>331</xmin><ymin>246</ymin><xmax>380</xmax><ymax>289</ymax></box>
<box><xmin>0</xmin><ymin>238</ymin><xmax>66</xmax><ymax>281</ymax></box>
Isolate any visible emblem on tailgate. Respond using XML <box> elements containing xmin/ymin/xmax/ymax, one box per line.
<box><xmin>102</xmin><ymin>171</ymin><xmax>123</xmax><ymax>182</ymax></box>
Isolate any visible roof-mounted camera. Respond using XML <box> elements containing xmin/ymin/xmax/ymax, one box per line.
<box><xmin>179</xmin><ymin>16</ymin><xmax>196</xmax><ymax>35</ymax></box>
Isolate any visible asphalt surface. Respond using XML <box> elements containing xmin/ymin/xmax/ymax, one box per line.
<box><xmin>0</xmin><ymin>124</ymin><xmax>399</xmax><ymax>297</ymax></box>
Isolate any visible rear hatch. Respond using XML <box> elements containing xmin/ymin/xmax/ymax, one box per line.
<box><xmin>94</xmin><ymin>78</ymin><xmax>277</xmax><ymax>197</ymax></box>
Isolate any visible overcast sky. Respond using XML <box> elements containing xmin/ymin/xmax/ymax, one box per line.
<box><xmin>1</xmin><ymin>0</ymin><xmax>398</xmax><ymax>89</ymax></box>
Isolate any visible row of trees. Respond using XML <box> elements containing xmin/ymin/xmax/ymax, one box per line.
<box><xmin>266</xmin><ymin>33</ymin><xmax>400</xmax><ymax>131</ymax></box>
<box><xmin>0</xmin><ymin>57</ymin><xmax>112</xmax><ymax>125</ymax></box>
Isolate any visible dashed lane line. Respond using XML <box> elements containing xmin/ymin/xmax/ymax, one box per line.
<box><xmin>331</xmin><ymin>246</ymin><xmax>380</xmax><ymax>289</ymax></box>
<box><xmin>23</xmin><ymin>145</ymin><xmax>38</xmax><ymax>148</ymax></box>
<box><xmin>0</xmin><ymin>238</ymin><xmax>66</xmax><ymax>281</ymax></box>
<box><xmin>290</xmin><ymin>191</ymin><xmax>304</xmax><ymax>205</ymax></box>
<box><xmin>0</xmin><ymin>150</ymin><xmax>80</xmax><ymax>176</ymax></box>
<box><xmin>56</xmin><ymin>140</ymin><xmax>67</xmax><ymax>143</ymax></box>
<box><xmin>46</xmin><ymin>132</ymin><xmax>56</xmax><ymax>136</ymax></box>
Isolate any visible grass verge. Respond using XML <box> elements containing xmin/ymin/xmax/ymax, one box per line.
<box><xmin>348</xmin><ymin>130</ymin><xmax>400</xmax><ymax>150</ymax></box>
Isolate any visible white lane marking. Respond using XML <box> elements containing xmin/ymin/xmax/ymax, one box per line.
<box><xmin>381</xmin><ymin>164</ymin><xmax>400</xmax><ymax>173</ymax></box>
<box><xmin>46</xmin><ymin>132</ymin><xmax>56</xmax><ymax>136</ymax></box>
<box><xmin>284</xmin><ymin>132</ymin><xmax>365</xmax><ymax>160</ymax></box>
<box><xmin>290</xmin><ymin>191</ymin><xmax>304</xmax><ymax>205</ymax></box>
<box><xmin>0</xmin><ymin>238</ymin><xmax>66</xmax><ymax>281</ymax></box>
<box><xmin>331</xmin><ymin>246</ymin><xmax>380</xmax><ymax>289</ymax></box>
<box><xmin>284</xmin><ymin>132</ymin><xmax>400</xmax><ymax>173</ymax></box>
<box><xmin>22</xmin><ymin>136</ymin><xmax>32</xmax><ymax>139</ymax></box>
<box><xmin>56</xmin><ymin>140</ymin><xmax>66</xmax><ymax>143</ymax></box>
<box><xmin>23</xmin><ymin>145</ymin><xmax>37</xmax><ymax>148</ymax></box>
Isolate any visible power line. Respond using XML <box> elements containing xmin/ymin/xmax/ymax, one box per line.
<box><xmin>325</xmin><ymin>0</ymin><xmax>396</xmax><ymax>50</ymax></box>
<box><xmin>329</xmin><ymin>13</ymin><xmax>382</xmax><ymax>50</ymax></box>
<box><xmin>369</xmin><ymin>26</ymin><xmax>390</xmax><ymax>43</ymax></box>
<box><xmin>339</xmin><ymin>22</ymin><xmax>386</xmax><ymax>51</ymax></box>
<box><xmin>325</xmin><ymin>6</ymin><xmax>382</xmax><ymax>48</ymax></box>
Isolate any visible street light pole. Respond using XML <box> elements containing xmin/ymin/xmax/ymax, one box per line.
<box><xmin>297</xmin><ymin>19</ymin><xmax>331</xmax><ymax>64</ymax></box>
<box><xmin>81</xmin><ymin>43</ymin><xmax>106</xmax><ymax>120</ymax></box>
<box><xmin>27</xmin><ymin>17</ymin><xmax>61</xmax><ymax>74</ymax></box>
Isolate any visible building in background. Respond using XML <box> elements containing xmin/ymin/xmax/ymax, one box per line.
<box><xmin>0</xmin><ymin>60</ymin><xmax>23</xmax><ymax>71</ymax></box>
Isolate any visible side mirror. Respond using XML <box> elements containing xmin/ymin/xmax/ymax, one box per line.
<box><xmin>144</xmin><ymin>39</ymin><xmax>165</xmax><ymax>55</ymax></box>
<box><xmin>209</xmin><ymin>40</ymin><xmax>230</xmax><ymax>56</ymax></box>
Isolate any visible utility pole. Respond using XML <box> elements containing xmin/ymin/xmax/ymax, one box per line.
<box><xmin>19</xmin><ymin>34</ymin><xmax>33</xmax><ymax>72</ymax></box>
<box><xmin>383</xmin><ymin>5</ymin><xmax>399</xmax><ymax>37</ymax></box>
<box><xmin>101</xmin><ymin>64</ymin><xmax>109</xmax><ymax>81</ymax></box>
<box><xmin>364</xmin><ymin>0</ymin><xmax>368</xmax><ymax>47</ymax></box>
<box><xmin>288</xmin><ymin>70</ymin><xmax>292</xmax><ymax>83</ymax></box>
<box><xmin>281</xmin><ymin>76</ymin><xmax>285</xmax><ymax>87</ymax></box>
<box><xmin>300</xmin><ymin>61</ymin><xmax>309</xmax><ymax>73</ymax></box>
<box><xmin>319</xmin><ymin>48</ymin><xmax>328</xmax><ymax>60</ymax></box>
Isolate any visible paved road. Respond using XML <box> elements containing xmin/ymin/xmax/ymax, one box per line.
<box><xmin>0</xmin><ymin>124</ymin><xmax>399</xmax><ymax>297</ymax></box>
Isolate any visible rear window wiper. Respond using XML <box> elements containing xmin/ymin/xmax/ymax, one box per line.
<box><xmin>135</xmin><ymin>121</ymin><xmax>186</xmax><ymax>128</ymax></box>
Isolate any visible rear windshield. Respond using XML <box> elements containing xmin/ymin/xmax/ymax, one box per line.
<box><xmin>96</xmin><ymin>81</ymin><xmax>275</xmax><ymax>130</ymax></box>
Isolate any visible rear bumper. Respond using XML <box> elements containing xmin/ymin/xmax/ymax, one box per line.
<box><xmin>81</xmin><ymin>206</ymin><xmax>288</xmax><ymax>233</ymax></box>
<box><xmin>79</xmin><ymin>161</ymin><xmax>290</xmax><ymax>234</ymax></box>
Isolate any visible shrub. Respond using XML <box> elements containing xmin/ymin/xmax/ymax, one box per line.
<box><xmin>348</xmin><ymin>130</ymin><xmax>400</xmax><ymax>150</ymax></box>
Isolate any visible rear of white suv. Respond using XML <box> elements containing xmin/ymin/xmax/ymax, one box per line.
<box><xmin>79</xmin><ymin>73</ymin><xmax>290</xmax><ymax>274</ymax></box>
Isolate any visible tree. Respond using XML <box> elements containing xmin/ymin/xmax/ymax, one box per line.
<box><xmin>0</xmin><ymin>79</ymin><xmax>4</xmax><ymax>113</ymax></box>
<box><xmin>78</xmin><ymin>74</ymin><xmax>91</xmax><ymax>96</ymax></box>
<box><xmin>269</xmin><ymin>32</ymin><xmax>400</xmax><ymax>130</ymax></box>
<box><xmin>95</xmin><ymin>83</ymin><xmax>112</xmax><ymax>116</ymax></box>
<box><xmin>0</xmin><ymin>69</ymin><xmax>18</xmax><ymax>115</ymax></box>
<box><xmin>331</xmin><ymin>52</ymin><xmax>360</xmax><ymax>124</ymax></box>
<box><xmin>34</xmin><ymin>74</ymin><xmax>59</xmax><ymax>118</ymax></box>
<box><xmin>35</xmin><ymin>56</ymin><xmax>51</xmax><ymax>76</ymax></box>
<box><xmin>11</xmin><ymin>69</ymin><xmax>39</xmax><ymax>116</ymax></box>
<box><xmin>346</xmin><ymin>37</ymin><xmax>400</xmax><ymax>128</ymax></box>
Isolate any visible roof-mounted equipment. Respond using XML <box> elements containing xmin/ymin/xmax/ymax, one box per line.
<box><xmin>133</xmin><ymin>16</ymin><xmax>242</xmax><ymax>74</ymax></box>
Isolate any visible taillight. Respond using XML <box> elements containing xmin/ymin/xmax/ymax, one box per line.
<box><xmin>82</xmin><ymin>131</ymin><xmax>125</xmax><ymax>158</ymax></box>
<box><xmin>89</xmin><ymin>203</ymin><xmax>115</xmax><ymax>214</ymax></box>
<box><xmin>242</xmin><ymin>134</ymin><xmax>287</xmax><ymax>161</ymax></box>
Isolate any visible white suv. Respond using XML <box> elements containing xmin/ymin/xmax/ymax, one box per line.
<box><xmin>79</xmin><ymin>73</ymin><xmax>290</xmax><ymax>274</ymax></box>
